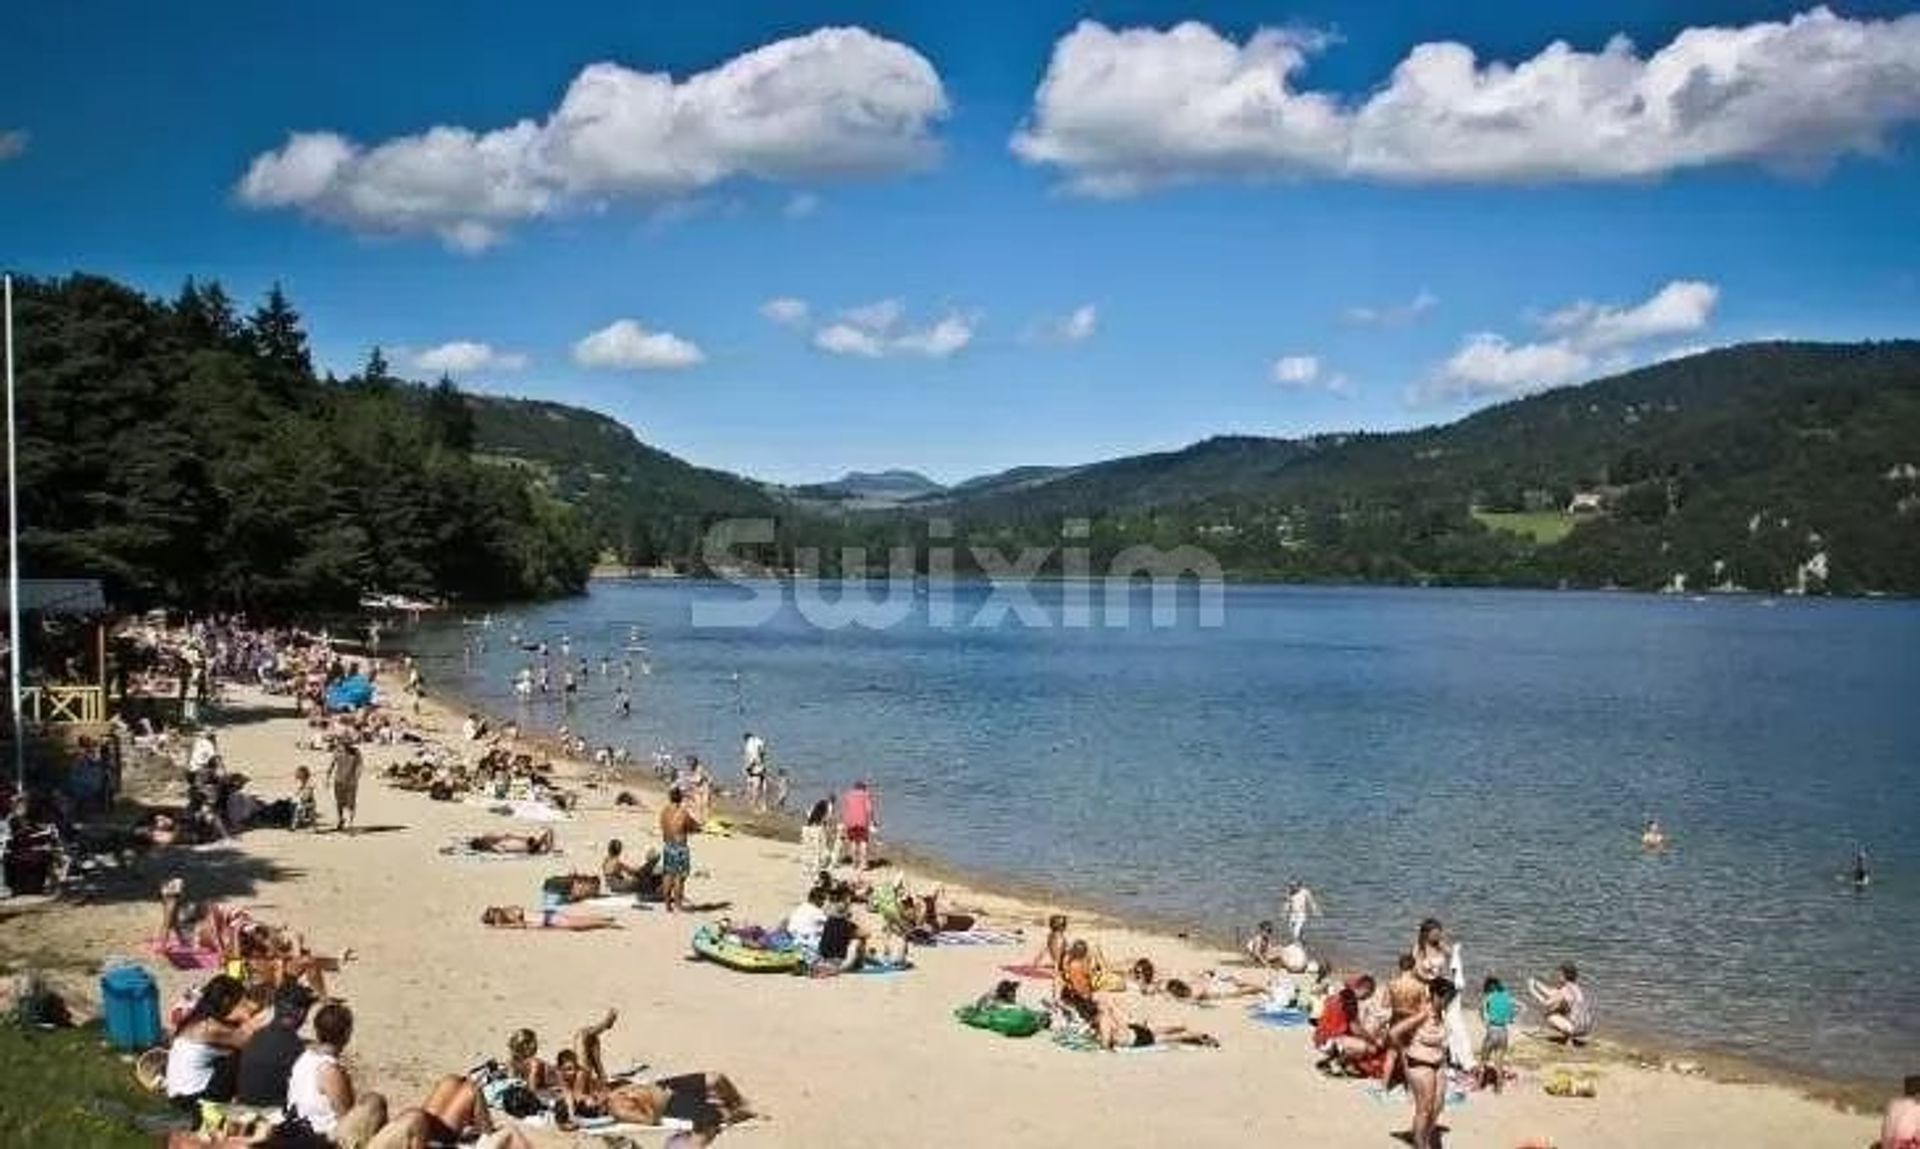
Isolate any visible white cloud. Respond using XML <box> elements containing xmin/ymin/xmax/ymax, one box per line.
<box><xmin>1013</xmin><ymin>9</ymin><xmax>1920</xmax><ymax>194</ymax></box>
<box><xmin>840</xmin><ymin>299</ymin><xmax>905</xmax><ymax>333</ymax></box>
<box><xmin>1271</xmin><ymin>355</ymin><xmax>1321</xmax><ymax>385</ymax></box>
<box><xmin>1425</xmin><ymin>278</ymin><xmax>1720</xmax><ymax>401</ymax></box>
<box><xmin>0</xmin><ymin>130</ymin><xmax>28</xmax><ymax>162</ymax></box>
<box><xmin>1029</xmin><ymin>303</ymin><xmax>1100</xmax><ymax>344</ymax></box>
<box><xmin>1344</xmin><ymin>289</ymin><xmax>1438</xmax><ymax>327</ymax></box>
<box><xmin>783</xmin><ymin>192</ymin><xmax>821</xmax><ymax>218</ymax></box>
<box><xmin>410</xmin><ymin>341</ymin><xmax>530</xmax><ymax>374</ymax></box>
<box><xmin>237</xmin><ymin>27</ymin><xmax>948</xmax><ymax>250</ymax></box>
<box><xmin>1539</xmin><ymin>279</ymin><xmax>1719</xmax><ymax>351</ymax></box>
<box><xmin>892</xmin><ymin>314</ymin><xmax>975</xmax><ymax>358</ymax></box>
<box><xmin>1059</xmin><ymin>303</ymin><xmax>1098</xmax><ymax>342</ymax></box>
<box><xmin>760</xmin><ymin>297</ymin><xmax>811</xmax><ymax>327</ymax></box>
<box><xmin>812</xmin><ymin>302</ymin><xmax>976</xmax><ymax>359</ymax></box>
<box><xmin>813</xmin><ymin>323</ymin><xmax>886</xmax><ymax>358</ymax></box>
<box><xmin>573</xmin><ymin>319</ymin><xmax>705</xmax><ymax>370</ymax></box>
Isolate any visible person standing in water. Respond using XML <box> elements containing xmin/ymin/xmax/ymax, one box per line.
<box><xmin>839</xmin><ymin>780</ymin><xmax>877</xmax><ymax>871</ymax></box>
<box><xmin>742</xmin><ymin>732</ymin><xmax>768</xmax><ymax>812</ymax></box>
<box><xmin>615</xmin><ymin>687</ymin><xmax>631</xmax><ymax>719</ymax></box>
<box><xmin>657</xmin><ymin>787</ymin><xmax>699</xmax><ymax>913</ymax></box>
<box><xmin>1853</xmin><ymin>845</ymin><xmax>1872</xmax><ymax>889</ymax></box>
<box><xmin>1286</xmin><ymin>881</ymin><xmax>1322</xmax><ymax>943</ymax></box>
<box><xmin>1641</xmin><ymin>819</ymin><xmax>1667</xmax><ymax>850</ymax></box>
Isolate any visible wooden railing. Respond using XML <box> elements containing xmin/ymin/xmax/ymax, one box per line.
<box><xmin>19</xmin><ymin>685</ymin><xmax>106</xmax><ymax>725</ymax></box>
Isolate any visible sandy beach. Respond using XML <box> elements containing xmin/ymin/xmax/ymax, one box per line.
<box><xmin>6</xmin><ymin>685</ymin><xmax>1880</xmax><ymax>1148</ymax></box>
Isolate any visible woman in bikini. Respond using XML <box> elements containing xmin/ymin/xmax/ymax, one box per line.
<box><xmin>1389</xmin><ymin>978</ymin><xmax>1456</xmax><ymax>1149</ymax></box>
<box><xmin>1128</xmin><ymin>959</ymin><xmax>1267</xmax><ymax>1003</ymax></box>
<box><xmin>481</xmin><ymin>905</ymin><xmax>620</xmax><ymax>931</ymax></box>
<box><xmin>1093</xmin><ymin>994</ymin><xmax>1219</xmax><ymax>1050</ymax></box>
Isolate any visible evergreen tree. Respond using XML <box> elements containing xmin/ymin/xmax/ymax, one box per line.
<box><xmin>247</xmin><ymin>282</ymin><xmax>312</xmax><ymax>376</ymax></box>
<box><xmin>363</xmin><ymin>345</ymin><xmax>391</xmax><ymax>384</ymax></box>
<box><xmin>427</xmin><ymin>375</ymin><xmax>476</xmax><ymax>451</ymax></box>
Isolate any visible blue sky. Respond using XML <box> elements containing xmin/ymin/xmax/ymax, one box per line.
<box><xmin>3</xmin><ymin>1</ymin><xmax>1919</xmax><ymax>485</ymax></box>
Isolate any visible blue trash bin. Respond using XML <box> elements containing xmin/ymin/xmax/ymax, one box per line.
<box><xmin>100</xmin><ymin>965</ymin><xmax>162</xmax><ymax>1051</ymax></box>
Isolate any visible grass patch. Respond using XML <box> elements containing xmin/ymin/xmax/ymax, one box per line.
<box><xmin>0</xmin><ymin>1022</ymin><xmax>176</xmax><ymax>1148</ymax></box>
<box><xmin>1473</xmin><ymin>509</ymin><xmax>1577</xmax><ymax>545</ymax></box>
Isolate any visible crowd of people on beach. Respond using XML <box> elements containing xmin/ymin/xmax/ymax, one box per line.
<box><xmin>8</xmin><ymin>610</ymin><xmax>1910</xmax><ymax>1149</ymax></box>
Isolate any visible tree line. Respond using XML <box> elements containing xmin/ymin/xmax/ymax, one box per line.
<box><xmin>12</xmin><ymin>273</ymin><xmax>597</xmax><ymax>614</ymax></box>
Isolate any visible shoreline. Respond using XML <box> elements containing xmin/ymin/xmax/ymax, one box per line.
<box><xmin>4</xmin><ymin>677</ymin><xmax>1882</xmax><ymax>1147</ymax></box>
<box><xmin>427</xmin><ymin>664</ymin><xmax>1886</xmax><ymax>1116</ymax></box>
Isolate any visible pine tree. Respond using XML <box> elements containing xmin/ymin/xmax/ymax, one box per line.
<box><xmin>248</xmin><ymin>282</ymin><xmax>312</xmax><ymax>376</ymax></box>
<box><xmin>427</xmin><ymin>375</ymin><xmax>475</xmax><ymax>451</ymax></box>
<box><xmin>363</xmin><ymin>345</ymin><xmax>391</xmax><ymax>384</ymax></box>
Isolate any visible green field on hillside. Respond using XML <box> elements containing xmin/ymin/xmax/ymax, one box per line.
<box><xmin>1473</xmin><ymin>510</ymin><xmax>1577</xmax><ymax>545</ymax></box>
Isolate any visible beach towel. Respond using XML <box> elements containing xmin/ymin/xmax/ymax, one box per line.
<box><xmin>575</xmin><ymin>895</ymin><xmax>641</xmax><ymax>911</ymax></box>
<box><xmin>850</xmin><ymin>958</ymin><xmax>914</xmax><ymax>976</ymax></box>
<box><xmin>933</xmin><ymin>928</ymin><xmax>1023</xmax><ymax>947</ymax></box>
<box><xmin>147</xmin><ymin>942</ymin><xmax>222</xmax><ymax>971</ymax></box>
<box><xmin>1050</xmin><ymin>1028</ymin><xmax>1178</xmax><ymax>1054</ymax></box>
<box><xmin>465</xmin><ymin>797</ymin><xmax>573</xmax><ymax>822</ymax></box>
<box><xmin>1247</xmin><ymin>1004</ymin><xmax>1311</xmax><ymax>1028</ymax></box>
<box><xmin>1001</xmin><ymin>963</ymin><xmax>1055</xmax><ymax>980</ymax></box>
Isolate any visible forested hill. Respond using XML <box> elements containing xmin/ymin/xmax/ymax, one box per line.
<box><xmin>12</xmin><ymin>273</ymin><xmax>599</xmax><ymax>612</ymax></box>
<box><xmin>465</xmin><ymin>396</ymin><xmax>777</xmax><ymax>566</ymax></box>
<box><xmin>893</xmin><ymin>341</ymin><xmax>1920</xmax><ymax>594</ymax></box>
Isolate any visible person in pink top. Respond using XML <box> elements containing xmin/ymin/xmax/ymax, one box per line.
<box><xmin>839</xmin><ymin>781</ymin><xmax>877</xmax><ymax>872</ymax></box>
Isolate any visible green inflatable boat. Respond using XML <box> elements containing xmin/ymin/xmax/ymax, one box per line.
<box><xmin>955</xmin><ymin>1001</ymin><xmax>1049</xmax><ymax>1038</ymax></box>
<box><xmin>690</xmin><ymin>924</ymin><xmax>805</xmax><ymax>974</ymax></box>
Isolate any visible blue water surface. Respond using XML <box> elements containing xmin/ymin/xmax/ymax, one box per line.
<box><xmin>409</xmin><ymin>581</ymin><xmax>1919</xmax><ymax>1085</ymax></box>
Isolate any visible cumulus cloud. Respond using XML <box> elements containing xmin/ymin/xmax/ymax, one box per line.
<box><xmin>1029</xmin><ymin>303</ymin><xmax>1099</xmax><ymax>344</ymax></box>
<box><xmin>1344</xmin><ymin>289</ymin><xmax>1438</xmax><ymax>327</ymax></box>
<box><xmin>1424</xmin><ymin>279</ymin><xmax>1719</xmax><ymax>401</ymax></box>
<box><xmin>810</xmin><ymin>299</ymin><xmax>976</xmax><ymax>359</ymax></box>
<box><xmin>1538</xmin><ymin>279</ymin><xmax>1719</xmax><ymax>351</ymax></box>
<box><xmin>410</xmin><ymin>341</ymin><xmax>530</xmax><ymax>374</ymax></box>
<box><xmin>1013</xmin><ymin>9</ymin><xmax>1920</xmax><ymax>194</ymax></box>
<box><xmin>760</xmin><ymin>297</ymin><xmax>811</xmax><ymax>326</ymax></box>
<box><xmin>1271</xmin><ymin>355</ymin><xmax>1322</xmax><ymax>385</ymax></box>
<box><xmin>0</xmin><ymin>130</ymin><xmax>28</xmax><ymax>161</ymax></box>
<box><xmin>237</xmin><ymin>27</ymin><xmax>948</xmax><ymax>250</ymax></box>
<box><xmin>573</xmin><ymin>319</ymin><xmax>705</xmax><ymax>370</ymax></box>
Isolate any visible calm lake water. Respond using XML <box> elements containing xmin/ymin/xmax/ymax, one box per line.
<box><xmin>409</xmin><ymin>580</ymin><xmax>1919</xmax><ymax>1086</ymax></box>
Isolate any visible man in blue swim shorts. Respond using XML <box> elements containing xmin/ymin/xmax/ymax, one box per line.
<box><xmin>658</xmin><ymin>786</ymin><xmax>699</xmax><ymax>912</ymax></box>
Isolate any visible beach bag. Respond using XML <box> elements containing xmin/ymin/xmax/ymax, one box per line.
<box><xmin>481</xmin><ymin>1076</ymin><xmax>545</xmax><ymax>1118</ymax></box>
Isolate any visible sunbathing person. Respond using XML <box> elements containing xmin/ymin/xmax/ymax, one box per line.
<box><xmin>464</xmin><ymin>828</ymin><xmax>556</xmax><ymax>855</ymax></box>
<box><xmin>365</xmin><ymin>1074</ymin><xmax>529</xmax><ymax>1149</ymax></box>
<box><xmin>481</xmin><ymin>905</ymin><xmax>620</xmax><ymax>932</ymax></box>
<box><xmin>565</xmin><ymin>1070</ymin><xmax>754</xmax><ymax>1139</ymax></box>
<box><xmin>1093</xmin><ymin>996</ymin><xmax>1218</xmax><ymax>1050</ymax></box>
<box><xmin>1127</xmin><ymin>959</ymin><xmax>1268</xmax><ymax>1002</ymax></box>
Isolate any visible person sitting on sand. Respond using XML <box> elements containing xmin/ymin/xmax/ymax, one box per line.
<box><xmin>464</xmin><ymin>828</ymin><xmax>556</xmax><ymax>855</ymax></box>
<box><xmin>481</xmin><ymin>905</ymin><xmax>620</xmax><ymax>932</ymax></box>
<box><xmin>1245</xmin><ymin>920</ymin><xmax>1280</xmax><ymax>968</ymax></box>
<box><xmin>1528</xmin><ymin>963</ymin><xmax>1593</xmax><ymax>1044</ymax></box>
<box><xmin>234</xmin><ymin>983</ymin><xmax>315</xmax><ymax>1109</ymax></box>
<box><xmin>600</xmin><ymin>839</ymin><xmax>643</xmax><ymax>893</ymax></box>
<box><xmin>1312</xmin><ymin>975</ymin><xmax>1384</xmax><ymax>1077</ymax></box>
<box><xmin>1028</xmin><ymin>914</ymin><xmax>1069</xmax><ymax>977</ymax></box>
<box><xmin>287</xmin><ymin>1001</ymin><xmax>390</xmax><ymax>1145</ymax></box>
<box><xmin>166</xmin><ymin>975</ymin><xmax>269</xmax><ymax>1120</ymax></box>
<box><xmin>785</xmin><ymin>885</ymin><xmax>830</xmax><ymax>953</ymax></box>
<box><xmin>817</xmin><ymin>887</ymin><xmax>874</xmax><ymax>971</ymax></box>
<box><xmin>1059</xmin><ymin>940</ymin><xmax>1103</xmax><ymax>1023</ymax></box>
<box><xmin>1881</xmin><ymin>1075</ymin><xmax>1920</xmax><ymax>1149</ymax></box>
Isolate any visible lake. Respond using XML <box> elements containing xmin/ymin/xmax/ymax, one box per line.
<box><xmin>408</xmin><ymin>579</ymin><xmax>1919</xmax><ymax>1087</ymax></box>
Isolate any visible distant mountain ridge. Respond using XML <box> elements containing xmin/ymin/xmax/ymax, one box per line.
<box><xmin>793</xmin><ymin>469</ymin><xmax>946</xmax><ymax>505</ymax></box>
<box><xmin>470</xmin><ymin>340</ymin><xmax>1920</xmax><ymax>594</ymax></box>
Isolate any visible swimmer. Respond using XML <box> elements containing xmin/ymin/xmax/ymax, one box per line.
<box><xmin>1640</xmin><ymin>819</ymin><xmax>1667</xmax><ymax>850</ymax></box>
<box><xmin>1852</xmin><ymin>845</ymin><xmax>1871</xmax><ymax>889</ymax></box>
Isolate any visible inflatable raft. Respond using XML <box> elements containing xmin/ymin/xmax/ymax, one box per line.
<box><xmin>690</xmin><ymin>924</ymin><xmax>804</xmax><ymax>974</ymax></box>
<box><xmin>955</xmin><ymin>1002</ymin><xmax>1048</xmax><ymax>1038</ymax></box>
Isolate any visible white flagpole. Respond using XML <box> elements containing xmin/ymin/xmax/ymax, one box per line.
<box><xmin>5</xmin><ymin>274</ymin><xmax>24</xmax><ymax>794</ymax></box>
